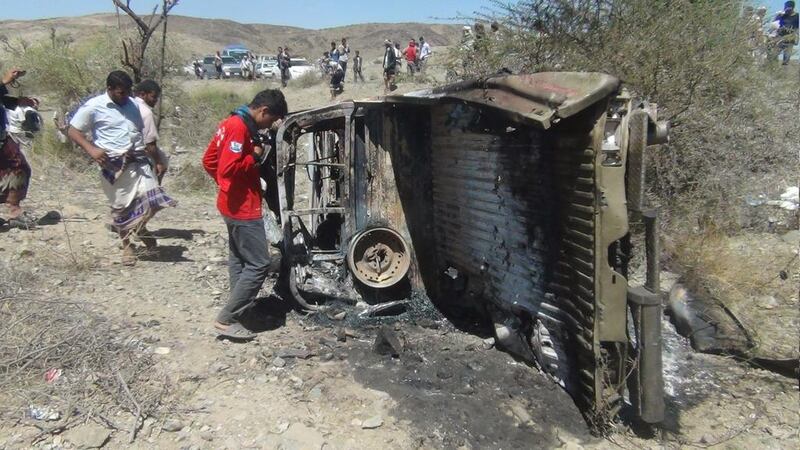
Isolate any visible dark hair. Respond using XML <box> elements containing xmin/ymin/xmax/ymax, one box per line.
<box><xmin>106</xmin><ymin>70</ymin><xmax>133</xmax><ymax>90</ymax></box>
<box><xmin>786</xmin><ymin>1</ymin><xmax>795</xmax><ymax>8</ymax></box>
<box><xmin>249</xmin><ymin>89</ymin><xmax>288</xmax><ymax>118</ymax></box>
<box><xmin>134</xmin><ymin>79</ymin><xmax>161</xmax><ymax>95</ymax></box>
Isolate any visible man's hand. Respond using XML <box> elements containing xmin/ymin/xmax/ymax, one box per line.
<box><xmin>253</xmin><ymin>145</ymin><xmax>265</xmax><ymax>158</ymax></box>
<box><xmin>155</xmin><ymin>162</ymin><xmax>166</xmax><ymax>178</ymax></box>
<box><xmin>17</xmin><ymin>96</ymin><xmax>39</xmax><ymax>108</ymax></box>
<box><xmin>86</xmin><ymin>146</ymin><xmax>109</xmax><ymax>166</ymax></box>
<box><xmin>2</xmin><ymin>68</ymin><xmax>26</xmax><ymax>86</ymax></box>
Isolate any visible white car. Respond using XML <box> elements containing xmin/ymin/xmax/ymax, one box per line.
<box><xmin>256</xmin><ymin>60</ymin><xmax>278</xmax><ymax>78</ymax></box>
<box><xmin>288</xmin><ymin>58</ymin><xmax>316</xmax><ymax>78</ymax></box>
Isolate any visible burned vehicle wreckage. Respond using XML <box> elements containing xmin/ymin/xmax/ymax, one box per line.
<box><xmin>269</xmin><ymin>72</ymin><xmax>669</xmax><ymax>428</ymax></box>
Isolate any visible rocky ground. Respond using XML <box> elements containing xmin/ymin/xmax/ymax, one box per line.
<box><xmin>0</xmin><ymin>76</ymin><xmax>797</xmax><ymax>449</ymax></box>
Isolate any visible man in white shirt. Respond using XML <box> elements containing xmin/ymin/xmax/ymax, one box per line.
<box><xmin>67</xmin><ymin>71</ymin><xmax>176</xmax><ymax>266</ymax></box>
<box><xmin>418</xmin><ymin>36</ymin><xmax>432</xmax><ymax>74</ymax></box>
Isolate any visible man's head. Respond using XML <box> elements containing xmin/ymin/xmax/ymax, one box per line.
<box><xmin>419</xmin><ymin>36</ymin><xmax>425</xmax><ymax>43</ymax></box>
<box><xmin>278</xmin><ymin>46</ymin><xmax>283</xmax><ymax>52</ymax></box>
<box><xmin>106</xmin><ymin>70</ymin><xmax>133</xmax><ymax>106</ymax></box>
<box><xmin>134</xmin><ymin>79</ymin><xmax>162</xmax><ymax>108</ymax></box>
<box><xmin>248</xmin><ymin>89</ymin><xmax>288</xmax><ymax>129</ymax></box>
<box><xmin>342</xmin><ymin>38</ymin><xmax>347</xmax><ymax>45</ymax></box>
<box><xmin>355</xmin><ymin>50</ymin><xmax>360</xmax><ymax>56</ymax></box>
<box><xmin>384</xmin><ymin>39</ymin><xmax>392</xmax><ymax>48</ymax></box>
<box><xmin>785</xmin><ymin>1</ymin><xmax>795</xmax><ymax>13</ymax></box>
<box><xmin>331</xmin><ymin>41</ymin><xmax>336</xmax><ymax>48</ymax></box>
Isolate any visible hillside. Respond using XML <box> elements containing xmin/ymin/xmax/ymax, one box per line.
<box><xmin>0</xmin><ymin>13</ymin><xmax>463</xmax><ymax>61</ymax></box>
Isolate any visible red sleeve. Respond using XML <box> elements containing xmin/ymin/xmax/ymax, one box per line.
<box><xmin>217</xmin><ymin>119</ymin><xmax>257</xmax><ymax>180</ymax></box>
<box><xmin>202</xmin><ymin>120</ymin><xmax>224</xmax><ymax>181</ymax></box>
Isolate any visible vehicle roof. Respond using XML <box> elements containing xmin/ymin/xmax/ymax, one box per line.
<box><xmin>282</xmin><ymin>72</ymin><xmax>620</xmax><ymax>130</ymax></box>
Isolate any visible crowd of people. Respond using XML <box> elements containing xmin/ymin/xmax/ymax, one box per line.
<box><xmin>1</xmin><ymin>63</ymin><xmax>289</xmax><ymax>339</ymax></box>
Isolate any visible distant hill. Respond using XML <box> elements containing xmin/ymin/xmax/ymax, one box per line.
<box><xmin>0</xmin><ymin>13</ymin><xmax>462</xmax><ymax>61</ymax></box>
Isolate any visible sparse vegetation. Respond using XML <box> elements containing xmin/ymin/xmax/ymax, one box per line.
<box><xmin>289</xmin><ymin>71</ymin><xmax>324</xmax><ymax>89</ymax></box>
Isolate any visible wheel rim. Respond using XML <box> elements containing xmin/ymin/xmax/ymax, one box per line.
<box><xmin>347</xmin><ymin>227</ymin><xmax>411</xmax><ymax>288</ymax></box>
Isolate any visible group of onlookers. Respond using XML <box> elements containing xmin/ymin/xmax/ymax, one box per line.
<box><xmin>382</xmin><ymin>36</ymin><xmax>432</xmax><ymax>93</ymax></box>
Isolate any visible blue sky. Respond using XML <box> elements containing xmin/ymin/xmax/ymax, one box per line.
<box><xmin>4</xmin><ymin>0</ymin><xmax>494</xmax><ymax>28</ymax></box>
<box><xmin>3</xmin><ymin>1</ymin><xmax>791</xmax><ymax>28</ymax></box>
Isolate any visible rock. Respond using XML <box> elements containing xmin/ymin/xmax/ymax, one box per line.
<box><xmin>436</xmin><ymin>369</ymin><xmax>454</xmax><ymax>380</ymax></box>
<box><xmin>780</xmin><ymin>229</ymin><xmax>800</xmax><ymax>245</ymax></box>
<box><xmin>350</xmin><ymin>419</ymin><xmax>362</xmax><ymax>427</ymax></box>
<box><xmin>335</xmin><ymin>328</ymin><xmax>347</xmax><ymax>342</ymax></box>
<box><xmin>153</xmin><ymin>347</ymin><xmax>171</xmax><ymax>355</ymax></box>
<box><xmin>332</xmin><ymin>311</ymin><xmax>347</xmax><ymax>321</ymax></box>
<box><xmin>757</xmin><ymin>295</ymin><xmax>779</xmax><ymax>310</ymax></box>
<box><xmin>373</xmin><ymin>325</ymin><xmax>404</xmax><ymax>357</ymax></box>
<box><xmin>320</xmin><ymin>352</ymin><xmax>334</xmax><ymax>362</ymax></box>
<box><xmin>276</xmin><ymin>348</ymin><xmax>315</xmax><ymax>359</ymax></box>
<box><xmin>361</xmin><ymin>416</ymin><xmax>384</xmax><ymax>429</ymax></box>
<box><xmin>308</xmin><ymin>385</ymin><xmax>323</xmax><ymax>400</ymax></box>
<box><xmin>161</xmin><ymin>419</ymin><xmax>184</xmax><ymax>432</ymax></box>
<box><xmin>272</xmin><ymin>422</ymin><xmax>290</xmax><ymax>434</ymax></box>
<box><xmin>272</xmin><ymin>357</ymin><xmax>287</xmax><ymax>368</ymax></box>
<box><xmin>482</xmin><ymin>337</ymin><xmax>496</xmax><ymax>350</ymax></box>
<box><xmin>63</xmin><ymin>423</ymin><xmax>111</xmax><ymax>449</ymax></box>
<box><xmin>200</xmin><ymin>430</ymin><xmax>214</xmax><ymax>442</ymax></box>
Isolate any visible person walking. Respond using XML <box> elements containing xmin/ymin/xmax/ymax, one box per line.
<box><xmin>329</xmin><ymin>41</ymin><xmax>340</xmax><ymax>63</ymax></box>
<box><xmin>277</xmin><ymin>47</ymin><xmax>291</xmax><ymax>87</ymax></box>
<box><xmin>775</xmin><ymin>1</ymin><xmax>799</xmax><ymax>65</ymax></box>
<box><xmin>214</xmin><ymin>51</ymin><xmax>223</xmax><ymax>79</ymax></box>
<box><xmin>418</xmin><ymin>36</ymin><xmax>432</xmax><ymax>74</ymax></box>
<box><xmin>338</xmin><ymin>38</ymin><xmax>350</xmax><ymax>75</ymax></box>
<box><xmin>353</xmin><ymin>50</ymin><xmax>365</xmax><ymax>83</ymax></box>
<box><xmin>67</xmin><ymin>71</ymin><xmax>176</xmax><ymax>266</ymax></box>
<box><xmin>382</xmin><ymin>40</ymin><xmax>397</xmax><ymax>93</ymax></box>
<box><xmin>202</xmin><ymin>89</ymin><xmax>288</xmax><ymax>340</ymax></box>
<box><xmin>132</xmin><ymin>79</ymin><xmax>169</xmax><ymax>185</ymax></box>
<box><xmin>403</xmin><ymin>39</ymin><xmax>417</xmax><ymax>75</ymax></box>
<box><xmin>0</xmin><ymin>67</ymin><xmax>40</xmax><ymax>229</ymax></box>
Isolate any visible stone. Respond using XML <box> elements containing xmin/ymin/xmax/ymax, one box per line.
<box><xmin>272</xmin><ymin>422</ymin><xmax>290</xmax><ymax>434</ymax></box>
<box><xmin>153</xmin><ymin>347</ymin><xmax>171</xmax><ymax>355</ymax></box>
<box><xmin>63</xmin><ymin>423</ymin><xmax>111</xmax><ymax>449</ymax></box>
<box><xmin>373</xmin><ymin>326</ymin><xmax>404</xmax><ymax>357</ymax></box>
<box><xmin>161</xmin><ymin>419</ymin><xmax>184</xmax><ymax>432</ymax></box>
<box><xmin>308</xmin><ymin>385</ymin><xmax>323</xmax><ymax>400</ymax></box>
<box><xmin>361</xmin><ymin>416</ymin><xmax>384</xmax><ymax>429</ymax></box>
<box><xmin>272</xmin><ymin>357</ymin><xmax>287</xmax><ymax>368</ymax></box>
<box><xmin>276</xmin><ymin>348</ymin><xmax>315</xmax><ymax>359</ymax></box>
<box><xmin>758</xmin><ymin>295</ymin><xmax>779</xmax><ymax>310</ymax></box>
<box><xmin>482</xmin><ymin>337</ymin><xmax>496</xmax><ymax>350</ymax></box>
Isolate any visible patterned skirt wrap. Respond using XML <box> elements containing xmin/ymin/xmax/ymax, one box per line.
<box><xmin>101</xmin><ymin>156</ymin><xmax>176</xmax><ymax>233</ymax></box>
<box><xmin>0</xmin><ymin>137</ymin><xmax>31</xmax><ymax>204</ymax></box>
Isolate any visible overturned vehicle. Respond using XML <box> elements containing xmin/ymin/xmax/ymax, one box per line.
<box><xmin>272</xmin><ymin>72</ymin><xmax>669</xmax><ymax>428</ymax></box>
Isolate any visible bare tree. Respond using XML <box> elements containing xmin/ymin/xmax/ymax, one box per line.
<box><xmin>112</xmin><ymin>0</ymin><xmax>179</xmax><ymax>82</ymax></box>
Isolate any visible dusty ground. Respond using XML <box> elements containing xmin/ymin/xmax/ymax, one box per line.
<box><xmin>0</xmin><ymin>77</ymin><xmax>797</xmax><ymax>449</ymax></box>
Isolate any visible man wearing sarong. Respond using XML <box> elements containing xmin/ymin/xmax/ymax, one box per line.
<box><xmin>67</xmin><ymin>70</ymin><xmax>176</xmax><ymax>266</ymax></box>
<box><xmin>1</xmin><ymin>67</ymin><xmax>39</xmax><ymax>229</ymax></box>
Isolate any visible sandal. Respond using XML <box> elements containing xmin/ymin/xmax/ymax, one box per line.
<box><xmin>7</xmin><ymin>213</ymin><xmax>37</xmax><ymax>230</ymax></box>
<box><xmin>216</xmin><ymin>322</ymin><xmax>256</xmax><ymax>341</ymax></box>
<box><xmin>37</xmin><ymin>210</ymin><xmax>62</xmax><ymax>226</ymax></box>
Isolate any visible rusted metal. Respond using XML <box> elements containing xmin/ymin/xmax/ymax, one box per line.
<box><xmin>274</xmin><ymin>72</ymin><xmax>668</xmax><ymax>428</ymax></box>
<box><xmin>347</xmin><ymin>227</ymin><xmax>411</xmax><ymax>289</ymax></box>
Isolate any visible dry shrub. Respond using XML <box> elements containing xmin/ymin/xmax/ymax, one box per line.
<box><xmin>290</xmin><ymin>71</ymin><xmax>324</xmax><ymax>89</ymax></box>
<box><xmin>454</xmin><ymin>0</ymin><xmax>798</xmax><ymax>235</ymax></box>
<box><xmin>0</xmin><ymin>268</ymin><xmax>171</xmax><ymax>443</ymax></box>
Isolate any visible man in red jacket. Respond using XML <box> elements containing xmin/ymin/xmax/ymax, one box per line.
<box><xmin>202</xmin><ymin>89</ymin><xmax>288</xmax><ymax>340</ymax></box>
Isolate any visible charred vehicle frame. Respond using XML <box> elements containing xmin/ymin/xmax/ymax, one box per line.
<box><xmin>271</xmin><ymin>72</ymin><xmax>669</xmax><ymax>429</ymax></box>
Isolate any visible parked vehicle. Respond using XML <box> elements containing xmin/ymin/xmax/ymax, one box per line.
<box><xmin>256</xmin><ymin>60</ymin><xmax>278</xmax><ymax>79</ymax></box>
<box><xmin>202</xmin><ymin>55</ymin><xmax>241</xmax><ymax>78</ymax></box>
<box><xmin>222</xmin><ymin>44</ymin><xmax>250</xmax><ymax>61</ymax></box>
<box><xmin>288</xmin><ymin>58</ymin><xmax>316</xmax><ymax>78</ymax></box>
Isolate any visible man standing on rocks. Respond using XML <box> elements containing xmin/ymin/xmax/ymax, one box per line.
<box><xmin>202</xmin><ymin>89</ymin><xmax>288</xmax><ymax>340</ymax></box>
<box><xmin>68</xmin><ymin>71</ymin><xmax>176</xmax><ymax>266</ymax></box>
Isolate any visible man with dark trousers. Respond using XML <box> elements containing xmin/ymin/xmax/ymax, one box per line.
<box><xmin>202</xmin><ymin>89</ymin><xmax>288</xmax><ymax>340</ymax></box>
